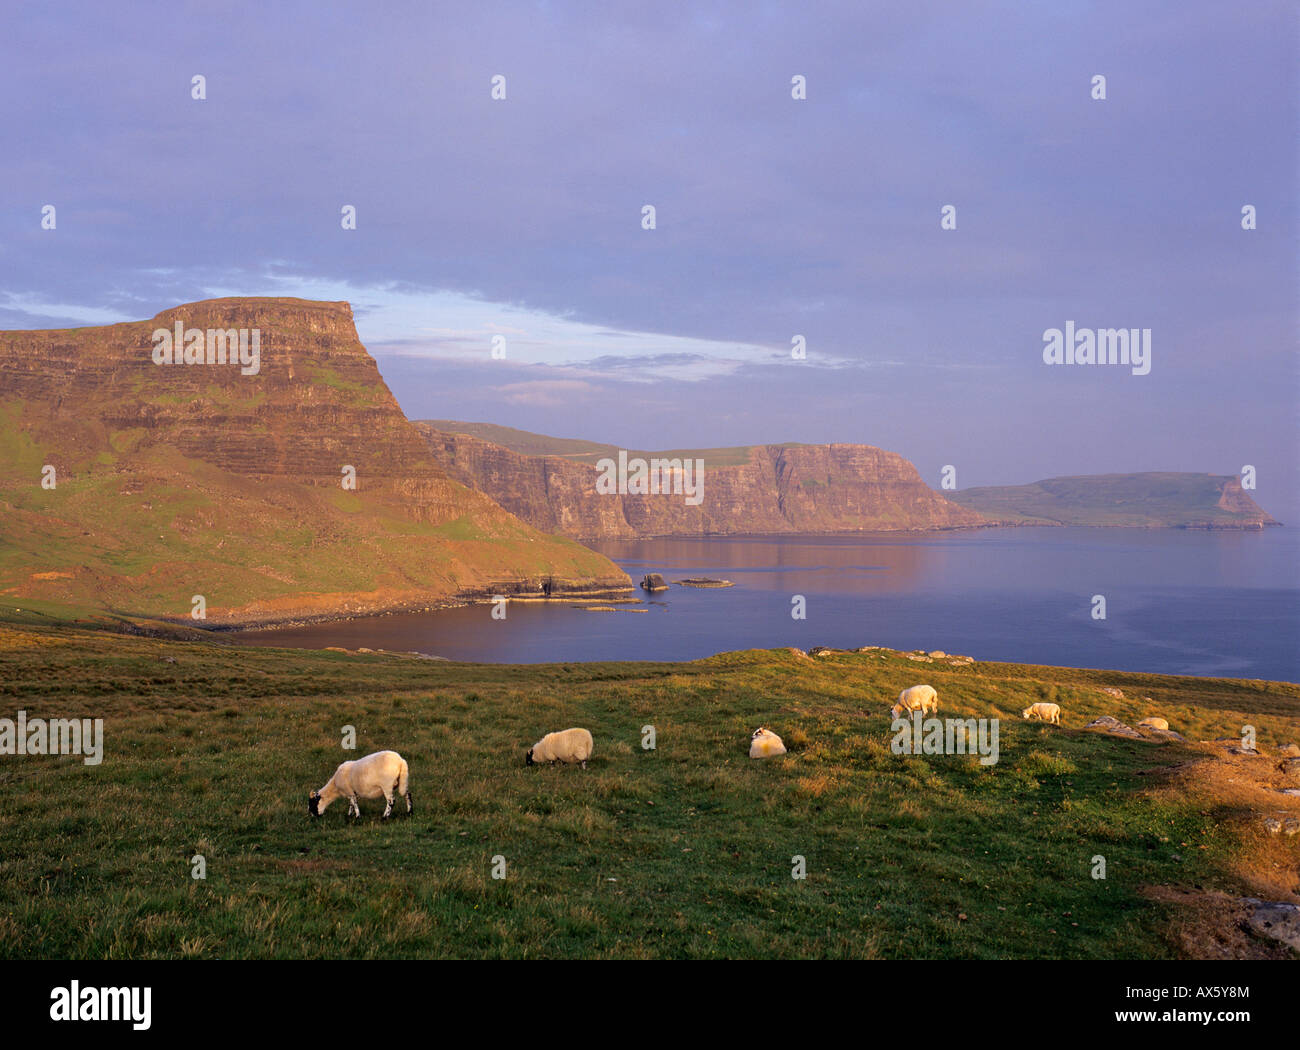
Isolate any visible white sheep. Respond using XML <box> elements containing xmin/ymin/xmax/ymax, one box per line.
<box><xmin>890</xmin><ymin>684</ymin><xmax>938</xmax><ymax>721</ymax></box>
<box><xmin>527</xmin><ymin>727</ymin><xmax>594</xmax><ymax>768</ymax></box>
<box><xmin>1137</xmin><ymin>716</ymin><xmax>1169</xmax><ymax>731</ymax></box>
<box><xmin>1021</xmin><ymin>702</ymin><xmax>1061</xmax><ymax>725</ymax></box>
<box><xmin>749</xmin><ymin>727</ymin><xmax>787</xmax><ymax>759</ymax></box>
<box><xmin>309</xmin><ymin>749</ymin><xmax>411</xmax><ymax>820</ymax></box>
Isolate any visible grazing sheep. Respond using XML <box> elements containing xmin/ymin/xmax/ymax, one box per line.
<box><xmin>890</xmin><ymin>684</ymin><xmax>939</xmax><ymax>721</ymax></box>
<box><xmin>749</xmin><ymin>727</ymin><xmax>787</xmax><ymax>759</ymax></box>
<box><xmin>1137</xmin><ymin>716</ymin><xmax>1169</xmax><ymax>731</ymax></box>
<box><xmin>527</xmin><ymin>727</ymin><xmax>594</xmax><ymax>768</ymax></box>
<box><xmin>1021</xmin><ymin>702</ymin><xmax>1062</xmax><ymax>725</ymax></box>
<box><xmin>309</xmin><ymin>749</ymin><xmax>411</xmax><ymax>820</ymax></box>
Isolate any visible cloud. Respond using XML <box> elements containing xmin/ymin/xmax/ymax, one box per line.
<box><xmin>493</xmin><ymin>379</ymin><xmax>599</xmax><ymax>407</ymax></box>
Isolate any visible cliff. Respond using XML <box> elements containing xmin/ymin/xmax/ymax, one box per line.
<box><xmin>949</xmin><ymin>473</ymin><xmax>1281</xmax><ymax>528</ymax></box>
<box><xmin>0</xmin><ymin>299</ymin><xmax>630</xmax><ymax>625</ymax></box>
<box><xmin>416</xmin><ymin>423</ymin><xmax>989</xmax><ymax>539</ymax></box>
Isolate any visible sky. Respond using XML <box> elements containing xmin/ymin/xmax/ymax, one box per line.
<box><xmin>2</xmin><ymin>1</ymin><xmax>1296</xmax><ymax>515</ymax></box>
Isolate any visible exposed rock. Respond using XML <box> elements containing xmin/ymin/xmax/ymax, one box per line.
<box><xmin>640</xmin><ymin>573</ymin><xmax>669</xmax><ymax>593</ymax></box>
<box><xmin>1082</xmin><ymin>715</ymin><xmax>1144</xmax><ymax>739</ymax></box>
<box><xmin>1278</xmin><ymin>743</ymin><xmax>1300</xmax><ymax>758</ymax></box>
<box><xmin>675</xmin><ymin>578</ymin><xmax>734</xmax><ymax>588</ymax></box>
<box><xmin>1280</xmin><ymin>757</ymin><xmax>1300</xmax><ymax>780</ymax></box>
<box><xmin>928</xmin><ymin>650</ymin><xmax>947</xmax><ymax>658</ymax></box>
<box><xmin>1100</xmin><ymin>687</ymin><xmax>1124</xmax><ymax>699</ymax></box>
<box><xmin>1208</xmin><ymin>737</ymin><xmax>1262</xmax><ymax>756</ymax></box>
<box><xmin>1242</xmin><ymin>900</ymin><xmax>1300</xmax><ymax>952</ymax></box>
<box><xmin>1154</xmin><ymin>727</ymin><xmax>1190</xmax><ymax>748</ymax></box>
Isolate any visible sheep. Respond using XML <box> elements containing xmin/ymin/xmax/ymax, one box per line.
<box><xmin>890</xmin><ymin>684</ymin><xmax>938</xmax><ymax>721</ymax></box>
<box><xmin>749</xmin><ymin>727</ymin><xmax>787</xmax><ymax>759</ymax></box>
<box><xmin>1021</xmin><ymin>702</ymin><xmax>1061</xmax><ymax>725</ymax></box>
<box><xmin>1137</xmin><ymin>716</ymin><xmax>1169</xmax><ymax>731</ymax></box>
<box><xmin>309</xmin><ymin>749</ymin><xmax>411</xmax><ymax>820</ymax></box>
<box><xmin>527</xmin><ymin>727</ymin><xmax>594</xmax><ymax>768</ymax></box>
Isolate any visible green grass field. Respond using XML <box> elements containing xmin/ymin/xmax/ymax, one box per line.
<box><xmin>0</xmin><ymin>621</ymin><xmax>1296</xmax><ymax>959</ymax></box>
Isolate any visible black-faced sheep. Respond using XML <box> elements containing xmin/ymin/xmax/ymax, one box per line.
<box><xmin>309</xmin><ymin>749</ymin><xmax>411</xmax><ymax>820</ymax></box>
<box><xmin>527</xmin><ymin>728</ymin><xmax>594</xmax><ymax>768</ymax></box>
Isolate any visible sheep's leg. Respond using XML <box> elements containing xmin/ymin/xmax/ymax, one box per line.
<box><xmin>348</xmin><ymin>795</ymin><xmax>359</xmax><ymax>818</ymax></box>
<box><xmin>405</xmin><ymin>791</ymin><xmax>413</xmax><ymax>814</ymax></box>
<box><xmin>580</xmin><ymin>759</ymin><xmax>587</xmax><ymax>769</ymax></box>
<box><xmin>382</xmin><ymin>790</ymin><xmax>393</xmax><ymax>820</ymax></box>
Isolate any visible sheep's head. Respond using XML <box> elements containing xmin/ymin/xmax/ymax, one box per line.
<box><xmin>525</xmin><ymin>748</ymin><xmax>535</xmax><ymax>767</ymax></box>
<box><xmin>1021</xmin><ymin>707</ymin><xmax>1032</xmax><ymax>719</ymax></box>
<box><xmin>889</xmin><ymin>704</ymin><xmax>904</xmax><ymax>721</ymax></box>
<box><xmin>752</xmin><ymin>727</ymin><xmax>767</xmax><ymax>739</ymax></box>
<box><xmin>308</xmin><ymin>789</ymin><xmax>321</xmax><ymax>817</ymax></box>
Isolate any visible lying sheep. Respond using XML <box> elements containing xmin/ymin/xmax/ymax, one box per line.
<box><xmin>1021</xmin><ymin>702</ymin><xmax>1061</xmax><ymax>725</ymax></box>
<box><xmin>890</xmin><ymin>684</ymin><xmax>938</xmax><ymax>721</ymax></box>
<box><xmin>1137</xmin><ymin>716</ymin><xmax>1169</xmax><ymax>731</ymax></box>
<box><xmin>749</xmin><ymin>727</ymin><xmax>787</xmax><ymax>759</ymax></box>
<box><xmin>309</xmin><ymin>749</ymin><xmax>411</xmax><ymax>820</ymax></box>
<box><xmin>527</xmin><ymin>727</ymin><xmax>594</xmax><ymax>768</ymax></box>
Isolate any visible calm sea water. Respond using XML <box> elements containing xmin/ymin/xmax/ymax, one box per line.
<box><xmin>236</xmin><ymin>528</ymin><xmax>1300</xmax><ymax>682</ymax></box>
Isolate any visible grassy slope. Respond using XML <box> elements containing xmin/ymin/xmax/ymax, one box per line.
<box><xmin>421</xmin><ymin>419</ymin><xmax>803</xmax><ymax>468</ymax></box>
<box><xmin>0</xmin><ymin>621</ymin><xmax>1295</xmax><ymax>959</ymax></box>
<box><xmin>0</xmin><ymin>415</ymin><xmax>625</xmax><ymax>625</ymax></box>
<box><xmin>951</xmin><ymin>473</ymin><xmax>1276</xmax><ymax>527</ymax></box>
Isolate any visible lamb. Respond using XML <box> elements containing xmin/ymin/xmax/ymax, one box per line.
<box><xmin>890</xmin><ymin>684</ymin><xmax>938</xmax><ymax>721</ymax></box>
<box><xmin>308</xmin><ymin>749</ymin><xmax>411</xmax><ymax>820</ymax></box>
<box><xmin>527</xmin><ymin>727</ymin><xmax>594</xmax><ymax>768</ymax></box>
<box><xmin>1021</xmin><ymin>702</ymin><xmax>1061</xmax><ymax>725</ymax></box>
<box><xmin>749</xmin><ymin>727</ymin><xmax>787</xmax><ymax>759</ymax></box>
<box><xmin>1137</xmin><ymin>716</ymin><xmax>1169</xmax><ymax>731</ymax></box>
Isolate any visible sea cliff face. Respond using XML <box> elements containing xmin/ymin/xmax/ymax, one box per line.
<box><xmin>0</xmin><ymin>298</ymin><xmax>630</xmax><ymax>624</ymax></box>
<box><xmin>417</xmin><ymin>425</ymin><xmax>989</xmax><ymax>539</ymax></box>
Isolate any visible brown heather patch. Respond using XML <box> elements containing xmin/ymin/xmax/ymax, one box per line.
<box><xmin>1143</xmin><ymin>886</ymin><xmax>1296</xmax><ymax>960</ymax></box>
<box><xmin>1139</xmin><ymin>743</ymin><xmax>1299</xmax><ymax>955</ymax></box>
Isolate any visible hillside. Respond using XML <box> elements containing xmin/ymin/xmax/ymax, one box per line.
<box><xmin>417</xmin><ymin>422</ymin><xmax>988</xmax><ymax>539</ymax></box>
<box><xmin>951</xmin><ymin>473</ymin><xmax>1280</xmax><ymax>529</ymax></box>
<box><xmin>0</xmin><ymin>299</ymin><xmax>630</xmax><ymax>626</ymax></box>
<box><xmin>1</xmin><ymin>620</ymin><xmax>1296</xmax><ymax>959</ymax></box>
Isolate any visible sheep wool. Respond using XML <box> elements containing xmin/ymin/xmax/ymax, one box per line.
<box><xmin>1021</xmin><ymin>702</ymin><xmax>1062</xmax><ymax>725</ymax></box>
<box><xmin>309</xmin><ymin>749</ymin><xmax>411</xmax><ymax>820</ymax></box>
<box><xmin>1137</xmin><ymin>716</ymin><xmax>1169</xmax><ymax>731</ymax></box>
<box><xmin>890</xmin><ymin>684</ymin><xmax>939</xmax><ymax>721</ymax></box>
<box><xmin>528</xmin><ymin>727</ymin><xmax>594</xmax><ymax>768</ymax></box>
<box><xmin>749</xmin><ymin>727</ymin><xmax>787</xmax><ymax>759</ymax></box>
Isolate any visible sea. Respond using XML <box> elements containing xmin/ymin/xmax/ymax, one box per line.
<box><xmin>236</xmin><ymin>527</ymin><xmax>1300</xmax><ymax>682</ymax></box>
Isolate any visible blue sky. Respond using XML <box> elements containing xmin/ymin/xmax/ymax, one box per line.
<box><xmin>2</xmin><ymin>1</ymin><xmax>1296</xmax><ymax>514</ymax></box>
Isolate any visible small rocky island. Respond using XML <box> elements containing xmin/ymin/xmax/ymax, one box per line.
<box><xmin>640</xmin><ymin>573</ymin><xmax>669</xmax><ymax>592</ymax></box>
<box><xmin>676</xmin><ymin>578</ymin><xmax>734</xmax><ymax>588</ymax></box>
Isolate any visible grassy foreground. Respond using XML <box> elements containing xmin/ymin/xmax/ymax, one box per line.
<box><xmin>0</xmin><ymin>620</ymin><xmax>1297</xmax><ymax>959</ymax></box>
